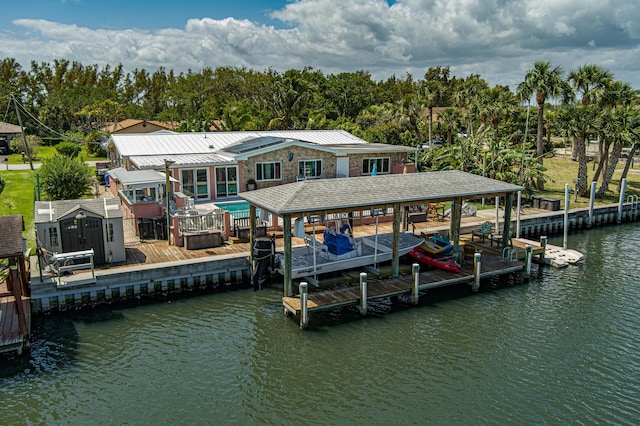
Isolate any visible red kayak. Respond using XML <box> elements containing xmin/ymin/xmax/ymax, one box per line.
<box><xmin>408</xmin><ymin>246</ymin><xmax>460</xmax><ymax>273</ymax></box>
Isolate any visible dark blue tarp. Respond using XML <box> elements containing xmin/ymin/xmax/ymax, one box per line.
<box><xmin>323</xmin><ymin>229</ymin><xmax>354</xmax><ymax>255</ymax></box>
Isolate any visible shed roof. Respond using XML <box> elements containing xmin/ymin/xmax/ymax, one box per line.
<box><xmin>107</xmin><ymin>167</ymin><xmax>178</xmax><ymax>186</ymax></box>
<box><xmin>239</xmin><ymin>171</ymin><xmax>523</xmax><ymax>215</ymax></box>
<box><xmin>0</xmin><ymin>121</ymin><xmax>22</xmax><ymax>135</ymax></box>
<box><xmin>34</xmin><ymin>198</ymin><xmax>123</xmax><ymax>223</ymax></box>
<box><xmin>0</xmin><ymin>215</ymin><xmax>25</xmax><ymax>258</ymax></box>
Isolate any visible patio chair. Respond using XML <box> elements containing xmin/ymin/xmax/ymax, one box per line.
<box><xmin>471</xmin><ymin>221</ymin><xmax>493</xmax><ymax>242</ymax></box>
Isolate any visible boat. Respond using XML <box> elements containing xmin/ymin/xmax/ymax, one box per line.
<box><xmin>273</xmin><ymin>219</ymin><xmax>424</xmax><ymax>282</ymax></box>
<box><xmin>408</xmin><ymin>246</ymin><xmax>461</xmax><ymax>272</ymax></box>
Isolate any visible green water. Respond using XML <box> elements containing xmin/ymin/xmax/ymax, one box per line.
<box><xmin>1</xmin><ymin>224</ymin><xmax>639</xmax><ymax>425</ymax></box>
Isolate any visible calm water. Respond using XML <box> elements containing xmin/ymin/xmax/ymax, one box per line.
<box><xmin>2</xmin><ymin>224</ymin><xmax>640</xmax><ymax>425</ymax></box>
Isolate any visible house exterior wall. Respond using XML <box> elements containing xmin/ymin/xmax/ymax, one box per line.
<box><xmin>345</xmin><ymin>152</ymin><xmax>409</xmax><ymax>177</ymax></box>
<box><xmin>241</xmin><ymin>146</ymin><xmax>337</xmax><ymax>191</ymax></box>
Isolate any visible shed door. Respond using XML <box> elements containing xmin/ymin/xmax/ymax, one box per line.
<box><xmin>60</xmin><ymin>217</ymin><xmax>105</xmax><ymax>265</ymax></box>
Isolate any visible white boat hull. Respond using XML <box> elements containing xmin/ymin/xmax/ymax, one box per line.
<box><xmin>275</xmin><ymin>232</ymin><xmax>424</xmax><ymax>280</ymax></box>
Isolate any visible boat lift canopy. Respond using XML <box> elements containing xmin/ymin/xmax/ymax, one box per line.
<box><xmin>240</xmin><ymin>170</ymin><xmax>524</xmax><ymax>296</ymax></box>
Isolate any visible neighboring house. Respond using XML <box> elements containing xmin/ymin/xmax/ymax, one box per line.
<box><xmin>34</xmin><ymin>198</ymin><xmax>126</xmax><ymax>265</ymax></box>
<box><xmin>0</xmin><ymin>121</ymin><xmax>22</xmax><ymax>156</ymax></box>
<box><xmin>101</xmin><ymin>119</ymin><xmax>179</xmax><ymax>135</ymax></box>
<box><xmin>106</xmin><ymin>130</ymin><xmax>416</xmax><ymax>203</ymax></box>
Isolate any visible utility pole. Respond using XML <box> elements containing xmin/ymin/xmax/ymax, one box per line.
<box><xmin>11</xmin><ymin>94</ymin><xmax>34</xmax><ymax>170</ymax></box>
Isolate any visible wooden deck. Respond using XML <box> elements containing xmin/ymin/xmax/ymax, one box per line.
<box><xmin>0</xmin><ymin>281</ymin><xmax>31</xmax><ymax>355</ymax></box>
<box><xmin>283</xmin><ymin>254</ymin><xmax>525</xmax><ymax>314</ymax></box>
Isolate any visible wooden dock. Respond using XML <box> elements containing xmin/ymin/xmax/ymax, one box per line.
<box><xmin>1</xmin><ymin>281</ymin><xmax>31</xmax><ymax>354</ymax></box>
<box><xmin>283</xmin><ymin>253</ymin><xmax>525</xmax><ymax>315</ymax></box>
<box><xmin>0</xmin><ymin>215</ymin><xmax>31</xmax><ymax>355</ymax></box>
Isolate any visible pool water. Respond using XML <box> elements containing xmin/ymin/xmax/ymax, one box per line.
<box><xmin>213</xmin><ymin>201</ymin><xmax>250</xmax><ymax>213</ymax></box>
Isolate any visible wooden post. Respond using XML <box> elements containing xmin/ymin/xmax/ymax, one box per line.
<box><xmin>449</xmin><ymin>197</ymin><xmax>462</xmax><ymax>263</ymax></box>
<box><xmin>472</xmin><ymin>252</ymin><xmax>481</xmax><ymax>292</ymax></box>
<box><xmin>516</xmin><ymin>191</ymin><xmax>522</xmax><ymax>239</ymax></box>
<box><xmin>249</xmin><ymin>204</ymin><xmax>257</xmax><ymax>277</ymax></box>
<box><xmin>411</xmin><ymin>263</ymin><xmax>420</xmax><ymax>304</ymax></box>
<box><xmin>283</xmin><ymin>214</ymin><xmax>293</xmax><ymax>297</ymax></box>
<box><xmin>540</xmin><ymin>236</ymin><xmax>547</xmax><ymax>264</ymax></box>
<box><xmin>502</xmin><ymin>192</ymin><xmax>513</xmax><ymax>250</ymax></box>
<box><xmin>391</xmin><ymin>203</ymin><xmax>401</xmax><ymax>278</ymax></box>
<box><xmin>525</xmin><ymin>245</ymin><xmax>533</xmax><ymax>274</ymax></box>
<box><xmin>359</xmin><ymin>272</ymin><xmax>367</xmax><ymax>315</ymax></box>
<box><xmin>299</xmin><ymin>282</ymin><xmax>309</xmax><ymax>329</ymax></box>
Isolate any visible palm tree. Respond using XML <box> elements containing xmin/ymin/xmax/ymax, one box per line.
<box><xmin>437</xmin><ymin>107</ymin><xmax>462</xmax><ymax>145</ymax></box>
<box><xmin>395</xmin><ymin>94</ymin><xmax>426</xmax><ymax>146</ymax></box>
<box><xmin>420</xmin><ymin>80</ymin><xmax>445</xmax><ymax>145</ymax></box>
<box><xmin>517</xmin><ymin>61</ymin><xmax>569</xmax><ymax>189</ymax></box>
<box><xmin>595</xmin><ymin>105</ymin><xmax>639</xmax><ymax>196</ymax></box>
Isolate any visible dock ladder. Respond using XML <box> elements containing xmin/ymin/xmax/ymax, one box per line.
<box><xmin>628</xmin><ymin>194</ymin><xmax>639</xmax><ymax>220</ymax></box>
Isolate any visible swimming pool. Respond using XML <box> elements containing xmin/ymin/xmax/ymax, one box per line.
<box><xmin>213</xmin><ymin>200</ymin><xmax>251</xmax><ymax>213</ymax></box>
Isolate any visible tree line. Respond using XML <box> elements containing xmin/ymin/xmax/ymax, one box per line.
<box><xmin>1</xmin><ymin>57</ymin><xmax>638</xmax><ymax>198</ymax></box>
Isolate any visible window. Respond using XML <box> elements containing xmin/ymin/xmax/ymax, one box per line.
<box><xmin>298</xmin><ymin>160</ymin><xmax>322</xmax><ymax>178</ymax></box>
<box><xmin>106</xmin><ymin>223</ymin><xmax>114</xmax><ymax>242</ymax></box>
<box><xmin>362</xmin><ymin>158</ymin><xmax>390</xmax><ymax>174</ymax></box>
<box><xmin>256</xmin><ymin>162</ymin><xmax>282</xmax><ymax>182</ymax></box>
<box><xmin>181</xmin><ymin>168</ymin><xmax>209</xmax><ymax>200</ymax></box>
<box><xmin>48</xmin><ymin>227</ymin><xmax>58</xmax><ymax>247</ymax></box>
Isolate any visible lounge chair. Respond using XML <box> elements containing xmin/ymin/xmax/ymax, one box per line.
<box><xmin>471</xmin><ymin>221</ymin><xmax>493</xmax><ymax>242</ymax></box>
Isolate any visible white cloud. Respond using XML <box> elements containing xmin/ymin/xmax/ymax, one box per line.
<box><xmin>1</xmin><ymin>0</ymin><xmax>639</xmax><ymax>89</ymax></box>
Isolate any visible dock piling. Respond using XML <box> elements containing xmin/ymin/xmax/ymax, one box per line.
<box><xmin>525</xmin><ymin>245</ymin><xmax>533</xmax><ymax>274</ymax></box>
<box><xmin>299</xmin><ymin>282</ymin><xmax>309</xmax><ymax>329</ymax></box>
<box><xmin>359</xmin><ymin>272</ymin><xmax>368</xmax><ymax>316</ymax></box>
<box><xmin>618</xmin><ymin>178</ymin><xmax>627</xmax><ymax>223</ymax></box>
<box><xmin>472</xmin><ymin>252</ymin><xmax>481</xmax><ymax>292</ymax></box>
<box><xmin>540</xmin><ymin>236</ymin><xmax>547</xmax><ymax>264</ymax></box>
<box><xmin>411</xmin><ymin>263</ymin><xmax>420</xmax><ymax>304</ymax></box>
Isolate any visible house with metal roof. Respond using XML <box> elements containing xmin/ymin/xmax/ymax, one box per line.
<box><xmin>107</xmin><ymin>130</ymin><xmax>415</xmax><ymax>204</ymax></box>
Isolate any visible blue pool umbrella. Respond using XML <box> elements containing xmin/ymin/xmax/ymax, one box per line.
<box><xmin>371</xmin><ymin>162</ymin><xmax>377</xmax><ymax>176</ymax></box>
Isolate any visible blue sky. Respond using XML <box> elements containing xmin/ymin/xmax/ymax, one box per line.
<box><xmin>1</xmin><ymin>0</ymin><xmax>640</xmax><ymax>90</ymax></box>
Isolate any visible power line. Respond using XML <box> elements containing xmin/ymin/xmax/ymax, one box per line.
<box><xmin>10</xmin><ymin>94</ymin><xmax>102</xmax><ymax>144</ymax></box>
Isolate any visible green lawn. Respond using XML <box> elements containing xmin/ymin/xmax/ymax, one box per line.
<box><xmin>0</xmin><ymin>170</ymin><xmax>38</xmax><ymax>247</ymax></box>
<box><xmin>6</xmin><ymin>146</ymin><xmax>107</xmax><ymax>165</ymax></box>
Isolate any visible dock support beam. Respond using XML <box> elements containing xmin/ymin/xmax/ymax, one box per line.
<box><xmin>299</xmin><ymin>282</ymin><xmax>309</xmax><ymax>329</ymax></box>
<box><xmin>563</xmin><ymin>184</ymin><xmax>569</xmax><ymax>249</ymax></box>
<box><xmin>472</xmin><ymin>252</ymin><xmax>481</xmax><ymax>292</ymax></box>
<box><xmin>411</xmin><ymin>263</ymin><xmax>420</xmax><ymax>304</ymax></box>
<box><xmin>359</xmin><ymin>272</ymin><xmax>368</xmax><ymax>315</ymax></box>
<box><xmin>524</xmin><ymin>245</ymin><xmax>533</xmax><ymax>274</ymax></box>
<box><xmin>283</xmin><ymin>214</ymin><xmax>293</xmax><ymax>297</ymax></box>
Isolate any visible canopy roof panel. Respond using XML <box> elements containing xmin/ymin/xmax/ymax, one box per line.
<box><xmin>239</xmin><ymin>171</ymin><xmax>524</xmax><ymax>215</ymax></box>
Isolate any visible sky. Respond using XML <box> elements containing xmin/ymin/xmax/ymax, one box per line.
<box><xmin>1</xmin><ymin>0</ymin><xmax>640</xmax><ymax>92</ymax></box>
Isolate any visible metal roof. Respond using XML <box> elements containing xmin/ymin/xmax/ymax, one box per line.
<box><xmin>34</xmin><ymin>198</ymin><xmax>123</xmax><ymax>224</ymax></box>
<box><xmin>239</xmin><ymin>171</ymin><xmax>524</xmax><ymax>215</ymax></box>
<box><xmin>109</xmin><ymin>130</ymin><xmax>373</xmax><ymax>157</ymax></box>
<box><xmin>129</xmin><ymin>153</ymin><xmax>234</xmax><ymax>169</ymax></box>
<box><xmin>0</xmin><ymin>215</ymin><xmax>24</xmax><ymax>258</ymax></box>
<box><xmin>106</xmin><ymin>168</ymin><xmax>175</xmax><ymax>186</ymax></box>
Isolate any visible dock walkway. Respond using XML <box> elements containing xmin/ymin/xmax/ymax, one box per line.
<box><xmin>283</xmin><ymin>253</ymin><xmax>524</xmax><ymax>314</ymax></box>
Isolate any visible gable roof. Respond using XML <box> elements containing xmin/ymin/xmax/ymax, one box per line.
<box><xmin>102</xmin><ymin>119</ymin><xmax>179</xmax><ymax>133</ymax></box>
<box><xmin>34</xmin><ymin>197</ymin><xmax>123</xmax><ymax>223</ymax></box>
<box><xmin>240</xmin><ymin>170</ymin><xmax>523</xmax><ymax>216</ymax></box>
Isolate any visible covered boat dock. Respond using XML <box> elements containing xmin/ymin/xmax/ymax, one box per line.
<box><xmin>240</xmin><ymin>170</ymin><xmax>525</xmax><ymax>301</ymax></box>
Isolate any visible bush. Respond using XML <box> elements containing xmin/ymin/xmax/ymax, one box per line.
<box><xmin>39</xmin><ymin>155</ymin><xmax>95</xmax><ymax>200</ymax></box>
<box><xmin>55</xmin><ymin>141</ymin><xmax>82</xmax><ymax>158</ymax></box>
<box><xmin>10</xmin><ymin>134</ymin><xmax>42</xmax><ymax>158</ymax></box>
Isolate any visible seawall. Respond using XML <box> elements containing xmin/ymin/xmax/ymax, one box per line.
<box><xmin>29</xmin><ymin>202</ymin><xmax>640</xmax><ymax>314</ymax></box>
